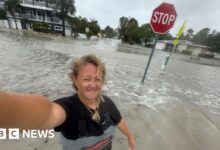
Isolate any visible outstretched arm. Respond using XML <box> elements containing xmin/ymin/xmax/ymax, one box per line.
<box><xmin>117</xmin><ymin>119</ymin><xmax>136</xmax><ymax>150</ymax></box>
<box><xmin>0</xmin><ymin>91</ymin><xmax>66</xmax><ymax>130</ymax></box>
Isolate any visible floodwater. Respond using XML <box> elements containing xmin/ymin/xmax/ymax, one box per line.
<box><xmin>0</xmin><ymin>28</ymin><xmax>220</xmax><ymax>150</ymax></box>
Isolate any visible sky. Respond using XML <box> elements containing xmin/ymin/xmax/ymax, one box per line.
<box><xmin>75</xmin><ymin>0</ymin><xmax>220</xmax><ymax>36</ymax></box>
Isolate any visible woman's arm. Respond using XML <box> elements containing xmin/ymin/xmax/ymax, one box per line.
<box><xmin>0</xmin><ymin>91</ymin><xmax>66</xmax><ymax>129</ymax></box>
<box><xmin>117</xmin><ymin>119</ymin><xmax>136</xmax><ymax>150</ymax></box>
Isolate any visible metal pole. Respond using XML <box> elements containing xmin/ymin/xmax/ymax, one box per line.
<box><xmin>141</xmin><ymin>33</ymin><xmax>159</xmax><ymax>84</ymax></box>
<box><xmin>161</xmin><ymin>43</ymin><xmax>177</xmax><ymax>70</ymax></box>
<box><xmin>170</xmin><ymin>44</ymin><xmax>177</xmax><ymax>56</ymax></box>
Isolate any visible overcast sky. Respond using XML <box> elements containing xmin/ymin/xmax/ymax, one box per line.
<box><xmin>75</xmin><ymin>0</ymin><xmax>220</xmax><ymax>36</ymax></box>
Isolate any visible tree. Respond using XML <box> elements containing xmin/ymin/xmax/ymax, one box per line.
<box><xmin>0</xmin><ymin>8</ymin><xmax>7</xmax><ymax>20</ymax></box>
<box><xmin>4</xmin><ymin>0</ymin><xmax>20</xmax><ymax>29</ymax></box>
<box><xmin>103</xmin><ymin>25</ymin><xmax>115</xmax><ymax>38</ymax></box>
<box><xmin>206</xmin><ymin>32</ymin><xmax>220</xmax><ymax>53</ymax></box>
<box><xmin>117</xmin><ymin>16</ymin><xmax>174</xmax><ymax>45</ymax></box>
<box><xmin>159</xmin><ymin>32</ymin><xmax>173</xmax><ymax>40</ymax></box>
<box><xmin>184</xmin><ymin>28</ymin><xmax>194</xmax><ymax>41</ymax></box>
<box><xmin>78</xmin><ymin>17</ymin><xmax>89</xmax><ymax>33</ymax></box>
<box><xmin>138</xmin><ymin>23</ymin><xmax>154</xmax><ymax>46</ymax></box>
<box><xmin>88</xmin><ymin>19</ymin><xmax>100</xmax><ymax>36</ymax></box>
<box><xmin>68</xmin><ymin>16</ymin><xmax>101</xmax><ymax>39</ymax></box>
<box><xmin>194</xmin><ymin>28</ymin><xmax>210</xmax><ymax>44</ymax></box>
<box><xmin>55</xmin><ymin>0</ymin><xmax>76</xmax><ymax>36</ymax></box>
<box><xmin>118</xmin><ymin>17</ymin><xmax>140</xmax><ymax>44</ymax></box>
<box><xmin>118</xmin><ymin>16</ymin><xmax>129</xmax><ymax>42</ymax></box>
<box><xmin>126</xmin><ymin>18</ymin><xmax>139</xmax><ymax>44</ymax></box>
<box><xmin>69</xmin><ymin>16</ymin><xmax>80</xmax><ymax>37</ymax></box>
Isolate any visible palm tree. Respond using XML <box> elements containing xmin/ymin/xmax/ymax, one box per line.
<box><xmin>186</xmin><ymin>28</ymin><xmax>194</xmax><ymax>39</ymax></box>
<box><xmin>55</xmin><ymin>0</ymin><xmax>76</xmax><ymax>36</ymax></box>
<box><xmin>5</xmin><ymin>0</ymin><xmax>20</xmax><ymax>29</ymax></box>
<box><xmin>0</xmin><ymin>8</ymin><xmax>7</xmax><ymax>20</ymax></box>
<box><xmin>119</xmin><ymin>16</ymin><xmax>129</xmax><ymax>42</ymax></box>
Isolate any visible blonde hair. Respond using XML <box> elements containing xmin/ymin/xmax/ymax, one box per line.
<box><xmin>69</xmin><ymin>54</ymin><xmax>106</xmax><ymax>123</ymax></box>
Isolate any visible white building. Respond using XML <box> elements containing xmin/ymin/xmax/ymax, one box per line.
<box><xmin>0</xmin><ymin>0</ymin><xmax>4</xmax><ymax>8</ymax></box>
<box><xmin>0</xmin><ymin>0</ymin><xmax>72</xmax><ymax>35</ymax></box>
<box><xmin>155</xmin><ymin>40</ymin><xmax>212</xmax><ymax>56</ymax></box>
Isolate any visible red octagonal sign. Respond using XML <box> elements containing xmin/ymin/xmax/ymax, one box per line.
<box><xmin>150</xmin><ymin>3</ymin><xmax>177</xmax><ymax>34</ymax></box>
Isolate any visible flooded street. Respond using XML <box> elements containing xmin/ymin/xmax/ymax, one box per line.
<box><xmin>0</xmin><ymin>28</ymin><xmax>220</xmax><ymax>150</ymax></box>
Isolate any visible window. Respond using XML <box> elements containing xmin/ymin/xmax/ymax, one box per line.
<box><xmin>54</xmin><ymin>26</ymin><xmax>62</xmax><ymax>31</ymax></box>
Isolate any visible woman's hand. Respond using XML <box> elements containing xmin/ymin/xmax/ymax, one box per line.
<box><xmin>128</xmin><ymin>135</ymin><xmax>136</xmax><ymax>150</ymax></box>
<box><xmin>116</xmin><ymin>119</ymin><xmax>136</xmax><ymax>150</ymax></box>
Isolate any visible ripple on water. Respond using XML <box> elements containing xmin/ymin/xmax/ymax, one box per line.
<box><xmin>0</xmin><ymin>30</ymin><xmax>220</xmax><ymax>115</ymax></box>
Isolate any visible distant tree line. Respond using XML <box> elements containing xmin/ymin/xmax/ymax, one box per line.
<box><xmin>68</xmin><ymin>16</ymin><xmax>118</xmax><ymax>39</ymax></box>
<box><xmin>0</xmin><ymin>3</ymin><xmax>219</xmax><ymax>52</ymax></box>
<box><xmin>0</xmin><ymin>8</ymin><xmax>7</xmax><ymax>20</ymax></box>
<box><xmin>181</xmin><ymin>28</ymin><xmax>220</xmax><ymax>53</ymax></box>
<box><xmin>68</xmin><ymin>16</ymin><xmax>101</xmax><ymax>39</ymax></box>
<box><xmin>118</xmin><ymin>16</ymin><xmax>220</xmax><ymax>53</ymax></box>
<box><xmin>0</xmin><ymin>0</ymin><xmax>76</xmax><ymax>36</ymax></box>
<box><xmin>118</xmin><ymin>16</ymin><xmax>173</xmax><ymax>45</ymax></box>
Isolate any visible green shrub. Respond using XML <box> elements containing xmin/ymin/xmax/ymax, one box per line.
<box><xmin>198</xmin><ymin>53</ymin><xmax>214</xmax><ymax>58</ymax></box>
<box><xmin>85</xmin><ymin>31</ymin><xmax>93</xmax><ymax>39</ymax></box>
<box><xmin>181</xmin><ymin>50</ymin><xmax>192</xmax><ymax>55</ymax></box>
<box><xmin>21</xmin><ymin>18</ymin><xmax>31</xmax><ymax>24</ymax></box>
<box><xmin>33</xmin><ymin>22</ymin><xmax>51</xmax><ymax>33</ymax></box>
<box><xmin>128</xmin><ymin>39</ymin><xmax>134</xmax><ymax>45</ymax></box>
<box><xmin>0</xmin><ymin>8</ymin><xmax>7</xmax><ymax>20</ymax></box>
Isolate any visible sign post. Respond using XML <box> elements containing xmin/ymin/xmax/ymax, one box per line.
<box><xmin>161</xmin><ymin>21</ymin><xmax>186</xmax><ymax>70</ymax></box>
<box><xmin>141</xmin><ymin>33</ymin><xmax>159</xmax><ymax>83</ymax></box>
<box><xmin>141</xmin><ymin>2</ymin><xmax>177</xmax><ymax>83</ymax></box>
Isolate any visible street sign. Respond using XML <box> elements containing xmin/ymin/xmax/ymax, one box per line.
<box><xmin>173</xmin><ymin>21</ymin><xmax>186</xmax><ymax>46</ymax></box>
<box><xmin>161</xmin><ymin>21</ymin><xmax>186</xmax><ymax>70</ymax></box>
<box><xmin>141</xmin><ymin>3</ymin><xmax>177</xmax><ymax>83</ymax></box>
<box><xmin>150</xmin><ymin>2</ymin><xmax>177</xmax><ymax>34</ymax></box>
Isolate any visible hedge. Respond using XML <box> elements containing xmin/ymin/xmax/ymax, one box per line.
<box><xmin>33</xmin><ymin>22</ymin><xmax>51</xmax><ymax>33</ymax></box>
<box><xmin>198</xmin><ymin>53</ymin><xmax>215</xmax><ymax>58</ymax></box>
<box><xmin>181</xmin><ymin>50</ymin><xmax>192</xmax><ymax>55</ymax></box>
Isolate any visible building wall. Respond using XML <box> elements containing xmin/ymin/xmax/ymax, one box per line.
<box><xmin>23</xmin><ymin>0</ymin><xmax>33</xmax><ymax>5</ymax></box>
<box><xmin>0</xmin><ymin>1</ymin><xmax>4</xmax><ymax>9</ymax></box>
<box><xmin>177</xmin><ymin>44</ymin><xmax>187</xmax><ymax>52</ymax></box>
<box><xmin>1</xmin><ymin>0</ymin><xmax>72</xmax><ymax>35</ymax></box>
<box><xmin>156</xmin><ymin>42</ymin><xmax>165</xmax><ymax>50</ymax></box>
<box><xmin>155</xmin><ymin>40</ymin><xmax>211</xmax><ymax>56</ymax></box>
<box><xmin>23</xmin><ymin>0</ymin><xmax>47</xmax><ymax>7</ymax></box>
<box><xmin>214</xmin><ymin>53</ymin><xmax>220</xmax><ymax>59</ymax></box>
<box><xmin>0</xmin><ymin>19</ymin><xmax>22</xmax><ymax>29</ymax></box>
<box><xmin>22</xmin><ymin>0</ymin><xmax>55</xmax><ymax>8</ymax></box>
<box><xmin>187</xmin><ymin>46</ymin><xmax>203</xmax><ymax>55</ymax></box>
<box><xmin>9</xmin><ymin>18</ymin><xmax>22</xmax><ymax>29</ymax></box>
<box><xmin>191</xmin><ymin>48</ymin><xmax>202</xmax><ymax>55</ymax></box>
<box><xmin>0</xmin><ymin>20</ymin><xmax>7</xmax><ymax>28</ymax></box>
<box><xmin>34</xmin><ymin>2</ymin><xmax>47</xmax><ymax>7</ymax></box>
<box><xmin>65</xmin><ymin>27</ymin><xmax>71</xmax><ymax>36</ymax></box>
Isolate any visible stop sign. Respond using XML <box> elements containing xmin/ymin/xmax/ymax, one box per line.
<box><xmin>150</xmin><ymin>3</ymin><xmax>177</xmax><ymax>34</ymax></box>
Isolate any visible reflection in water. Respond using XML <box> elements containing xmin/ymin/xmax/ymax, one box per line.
<box><xmin>117</xmin><ymin>43</ymin><xmax>150</xmax><ymax>55</ymax></box>
<box><xmin>0</xmin><ymin>29</ymin><xmax>220</xmax><ymax>115</ymax></box>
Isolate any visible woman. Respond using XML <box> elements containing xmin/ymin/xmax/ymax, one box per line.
<box><xmin>0</xmin><ymin>54</ymin><xmax>135</xmax><ymax>150</ymax></box>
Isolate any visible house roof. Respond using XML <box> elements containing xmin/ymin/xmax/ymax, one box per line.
<box><xmin>177</xmin><ymin>40</ymin><xmax>209</xmax><ymax>48</ymax></box>
<box><xmin>20</xmin><ymin>4</ymin><xmax>53</xmax><ymax>11</ymax></box>
<box><xmin>157</xmin><ymin>40</ymin><xmax>210</xmax><ymax>49</ymax></box>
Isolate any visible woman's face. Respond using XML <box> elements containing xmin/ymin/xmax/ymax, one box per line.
<box><xmin>74</xmin><ymin>63</ymin><xmax>103</xmax><ymax>101</ymax></box>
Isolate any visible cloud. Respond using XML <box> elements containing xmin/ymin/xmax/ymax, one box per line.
<box><xmin>75</xmin><ymin>0</ymin><xmax>220</xmax><ymax>35</ymax></box>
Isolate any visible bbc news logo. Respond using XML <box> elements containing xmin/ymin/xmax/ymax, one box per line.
<box><xmin>0</xmin><ymin>128</ymin><xmax>55</xmax><ymax>139</ymax></box>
